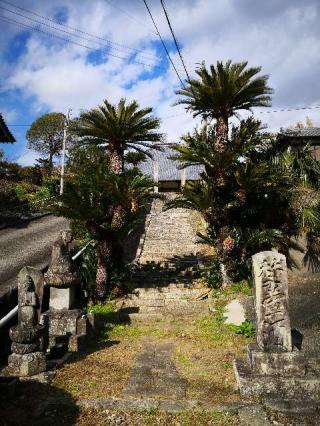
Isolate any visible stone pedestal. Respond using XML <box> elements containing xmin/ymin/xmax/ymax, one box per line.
<box><xmin>247</xmin><ymin>343</ymin><xmax>306</xmax><ymax>376</ymax></box>
<box><xmin>8</xmin><ymin>352</ymin><xmax>46</xmax><ymax>377</ymax></box>
<box><xmin>44</xmin><ymin>309</ymin><xmax>94</xmax><ymax>354</ymax></box>
<box><xmin>234</xmin><ymin>358</ymin><xmax>320</xmax><ymax>401</ymax></box>
<box><xmin>49</xmin><ymin>287</ymin><xmax>75</xmax><ymax>311</ymax></box>
<box><xmin>234</xmin><ymin>251</ymin><xmax>320</xmax><ymax>401</ymax></box>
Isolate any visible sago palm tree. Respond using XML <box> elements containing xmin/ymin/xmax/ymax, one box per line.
<box><xmin>168</xmin><ymin>117</ymin><xmax>320</xmax><ymax>285</ymax></box>
<box><xmin>176</xmin><ymin>60</ymin><xmax>273</xmax><ymax>152</ymax></box>
<box><xmin>73</xmin><ymin>98</ymin><xmax>163</xmax><ymax>174</ymax></box>
<box><xmin>49</xmin><ymin>146</ymin><xmax>153</xmax><ymax>299</ymax></box>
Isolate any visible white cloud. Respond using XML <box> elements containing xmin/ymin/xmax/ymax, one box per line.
<box><xmin>1</xmin><ymin>0</ymin><xmax>320</xmax><ymax>165</ymax></box>
<box><xmin>15</xmin><ymin>148</ymin><xmax>38</xmax><ymax>166</ymax></box>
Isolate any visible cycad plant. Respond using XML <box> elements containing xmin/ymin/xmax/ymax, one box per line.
<box><xmin>176</xmin><ymin>60</ymin><xmax>273</xmax><ymax>152</ymax></box>
<box><xmin>72</xmin><ymin>98</ymin><xmax>163</xmax><ymax>174</ymax></box>
<box><xmin>49</xmin><ymin>145</ymin><xmax>153</xmax><ymax>299</ymax></box>
<box><xmin>168</xmin><ymin>117</ymin><xmax>320</xmax><ymax>285</ymax></box>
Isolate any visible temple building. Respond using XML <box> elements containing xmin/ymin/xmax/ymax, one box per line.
<box><xmin>277</xmin><ymin>127</ymin><xmax>320</xmax><ymax>160</ymax></box>
<box><xmin>140</xmin><ymin>145</ymin><xmax>203</xmax><ymax>192</ymax></box>
<box><xmin>0</xmin><ymin>114</ymin><xmax>15</xmax><ymax>143</ymax></box>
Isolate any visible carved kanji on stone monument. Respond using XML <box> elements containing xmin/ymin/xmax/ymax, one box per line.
<box><xmin>252</xmin><ymin>251</ymin><xmax>292</xmax><ymax>352</ymax></box>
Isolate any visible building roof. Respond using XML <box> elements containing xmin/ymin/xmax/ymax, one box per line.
<box><xmin>0</xmin><ymin>114</ymin><xmax>15</xmax><ymax>143</ymax></box>
<box><xmin>140</xmin><ymin>146</ymin><xmax>203</xmax><ymax>181</ymax></box>
<box><xmin>278</xmin><ymin>127</ymin><xmax>320</xmax><ymax>145</ymax></box>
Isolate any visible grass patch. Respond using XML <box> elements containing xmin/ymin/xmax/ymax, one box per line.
<box><xmin>210</xmin><ymin>280</ymin><xmax>252</xmax><ymax>306</ymax></box>
<box><xmin>78</xmin><ymin>407</ymin><xmax>238</xmax><ymax>425</ymax></box>
<box><xmin>87</xmin><ymin>301</ymin><xmax>115</xmax><ymax>320</ymax></box>
<box><xmin>52</xmin><ymin>282</ymin><xmax>253</xmax><ymax>407</ymax></box>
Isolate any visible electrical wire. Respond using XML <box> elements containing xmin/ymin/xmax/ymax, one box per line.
<box><xmin>0</xmin><ymin>15</ymin><xmax>156</xmax><ymax>69</ymax></box>
<box><xmin>162</xmin><ymin>104</ymin><xmax>320</xmax><ymax>120</ymax></box>
<box><xmin>8</xmin><ymin>103</ymin><xmax>320</xmax><ymax>127</ymax></box>
<box><xmin>160</xmin><ymin>0</ymin><xmax>191</xmax><ymax>82</ymax></box>
<box><xmin>104</xmin><ymin>0</ymin><xmax>156</xmax><ymax>35</ymax></box>
<box><xmin>0</xmin><ymin>1</ymin><xmax>158</xmax><ymax>62</ymax></box>
<box><xmin>142</xmin><ymin>0</ymin><xmax>185</xmax><ymax>87</ymax></box>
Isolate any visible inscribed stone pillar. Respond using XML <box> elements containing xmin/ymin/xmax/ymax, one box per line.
<box><xmin>252</xmin><ymin>251</ymin><xmax>292</xmax><ymax>352</ymax></box>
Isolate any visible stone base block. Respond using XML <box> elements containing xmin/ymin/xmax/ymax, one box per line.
<box><xmin>46</xmin><ymin>309</ymin><xmax>82</xmax><ymax>336</ymax></box>
<box><xmin>234</xmin><ymin>359</ymin><xmax>320</xmax><ymax>401</ymax></box>
<box><xmin>8</xmin><ymin>352</ymin><xmax>46</xmax><ymax>377</ymax></box>
<box><xmin>49</xmin><ymin>286</ymin><xmax>75</xmax><ymax>310</ymax></box>
<box><xmin>11</xmin><ymin>341</ymin><xmax>40</xmax><ymax>354</ymax></box>
<box><xmin>247</xmin><ymin>344</ymin><xmax>306</xmax><ymax>376</ymax></box>
<box><xmin>68</xmin><ymin>334</ymin><xmax>87</xmax><ymax>352</ymax></box>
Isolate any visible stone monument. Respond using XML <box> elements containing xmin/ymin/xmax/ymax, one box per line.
<box><xmin>44</xmin><ymin>230</ymin><xmax>94</xmax><ymax>355</ymax></box>
<box><xmin>8</xmin><ymin>269</ymin><xmax>46</xmax><ymax>376</ymax></box>
<box><xmin>45</xmin><ymin>229</ymin><xmax>81</xmax><ymax>310</ymax></box>
<box><xmin>234</xmin><ymin>251</ymin><xmax>320</xmax><ymax>400</ymax></box>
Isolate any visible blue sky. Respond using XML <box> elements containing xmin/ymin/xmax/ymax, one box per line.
<box><xmin>1</xmin><ymin>0</ymin><xmax>320</xmax><ymax>166</ymax></box>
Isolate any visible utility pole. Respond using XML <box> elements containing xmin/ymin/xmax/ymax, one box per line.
<box><xmin>60</xmin><ymin>108</ymin><xmax>72</xmax><ymax>195</ymax></box>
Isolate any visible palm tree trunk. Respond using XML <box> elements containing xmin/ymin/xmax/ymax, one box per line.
<box><xmin>95</xmin><ymin>239</ymin><xmax>112</xmax><ymax>300</ymax></box>
<box><xmin>215</xmin><ymin>115</ymin><xmax>229</xmax><ymax>153</ymax></box>
<box><xmin>111</xmin><ymin>204</ymin><xmax>127</xmax><ymax>231</ymax></box>
<box><xmin>109</xmin><ymin>142</ymin><xmax>123</xmax><ymax>175</ymax></box>
<box><xmin>108</xmin><ymin>142</ymin><xmax>127</xmax><ymax>233</ymax></box>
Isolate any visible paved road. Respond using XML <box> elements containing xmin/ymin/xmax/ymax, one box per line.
<box><xmin>0</xmin><ymin>215</ymin><xmax>69</xmax><ymax>297</ymax></box>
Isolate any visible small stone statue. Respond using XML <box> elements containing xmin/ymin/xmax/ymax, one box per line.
<box><xmin>8</xmin><ymin>271</ymin><xmax>46</xmax><ymax>376</ymax></box>
<box><xmin>45</xmin><ymin>230</ymin><xmax>80</xmax><ymax>288</ymax></box>
<box><xmin>18</xmin><ymin>274</ymin><xmax>37</xmax><ymax>328</ymax></box>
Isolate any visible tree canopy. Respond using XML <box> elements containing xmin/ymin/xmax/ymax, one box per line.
<box><xmin>26</xmin><ymin>112</ymin><xmax>65</xmax><ymax>173</ymax></box>
<box><xmin>72</xmin><ymin>98</ymin><xmax>163</xmax><ymax>174</ymax></box>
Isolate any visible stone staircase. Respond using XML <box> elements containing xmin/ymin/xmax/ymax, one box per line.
<box><xmin>136</xmin><ymin>194</ymin><xmax>200</xmax><ymax>264</ymax></box>
<box><xmin>118</xmin><ymin>194</ymin><xmax>210</xmax><ymax>321</ymax></box>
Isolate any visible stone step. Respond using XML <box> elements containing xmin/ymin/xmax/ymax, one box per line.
<box><xmin>118</xmin><ymin>300</ymin><xmax>210</xmax><ymax>322</ymax></box>
<box><xmin>78</xmin><ymin>396</ymin><xmax>256</xmax><ymax>416</ymax></box>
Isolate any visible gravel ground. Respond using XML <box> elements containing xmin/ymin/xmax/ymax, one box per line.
<box><xmin>0</xmin><ymin>215</ymin><xmax>69</xmax><ymax>297</ymax></box>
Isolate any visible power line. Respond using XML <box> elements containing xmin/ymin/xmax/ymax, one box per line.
<box><xmin>0</xmin><ymin>15</ymin><xmax>156</xmax><ymax>69</ymax></box>
<box><xmin>142</xmin><ymin>0</ymin><xmax>185</xmax><ymax>87</ymax></box>
<box><xmin>162</xmin><ymin>104</ymin><xmax>320</xmax><ymax>120</ymax></box>
<box><xmin>0</xmin><ymin>1</ymin><xmax>158</xmax><ymax>62</ymax></box>
<box><xmin>160</xmin><ymin>0</ymin><xmax>191</xmax><ymax>82</ymax></box>
<box><xmin>104</xmin><ymin>0</ymin><xmax>156</xmax><ymax>35</ymax></box>
<box><xmin>7</xmin><ymin>104</ymin><xmax>320</xmax><ymax>127</ymax></box>
<box><xmin>256</xmin><ymin>105</ymin><xmax>320</xmax><ymax>114</ymax></box>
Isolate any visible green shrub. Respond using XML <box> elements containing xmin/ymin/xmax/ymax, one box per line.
<box><xmin>76</xmin><ymin>242</ymin><xmax>97</xmax><ymax>298</ymax></box>
<box><xmin>43</xmin><ymin>175</ymin><xmax>60</xmax><ymax>196</ymax></box>
<box><xmin>229</xmin><ymin>320</ymin><xmax>255</xmax><ymax>338</ymax></box>
<box><xmin>15</xmin><ymin>182</ymin><xmax>39</xmax><ymax>199</ymax></box>
<box><xmin>0</xmin><ymin>180</ymin><xmax>29</xmax><ymax>215</ymax></box>
<box><xmin>201</xmin><ymin>258</ymin><xmax>222</xmax><ymax>288</ymax></box>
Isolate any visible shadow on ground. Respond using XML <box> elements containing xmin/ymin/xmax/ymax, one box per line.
<box><xmin>0</xmin><ymin>380</ymin><xmax>79</xmax><ymax>426</ymax></box>
<box><xmin>125</xmin><ymin>253</ymin><xmax>213</xmax><ymax>292</ymax></box>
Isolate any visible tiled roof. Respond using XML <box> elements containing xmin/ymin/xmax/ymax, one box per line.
<box><xmin>140</xmin><ymin>146</ymin><xmax>203</xmax><ymax>181</ymax></box>
<box><xmin>278</xmin><ymin>127</ymin><xmax>320</xmax><ymax>140</ymax></box>
<box><xmin>0</xmin><ymin>114</ymin><xmax>15</xmax><ymax>143</ymax></box>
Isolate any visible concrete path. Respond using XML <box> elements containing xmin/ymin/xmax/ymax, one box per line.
<box><xmin>0</xmin><ymin>215</ymin><xmax>69</xmax><ymax>297</ymax></box>
<box><xmin>124</xmin><ymin>341</ymin><xmax>187</xmax><ymax>399</ymax></box>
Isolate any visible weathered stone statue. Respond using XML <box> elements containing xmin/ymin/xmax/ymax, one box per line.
<box><xmin>234</xmin><ymin>251</ymin><xmax>320</xmax><ymax>401</ymax></box>
<box><xmin>45</xmin><ymin>230</ymin><xmax>80</xmax><ymax>288</ymax></box>
<box><xmin>8</xmin><ymin>270</ymin><xmax>46</xmax><ymax>376</ymax></box>
<box><xmin>45</xmin><ymin>230</ymin><xmax>80</xmax><ymax>311</ymax></box>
